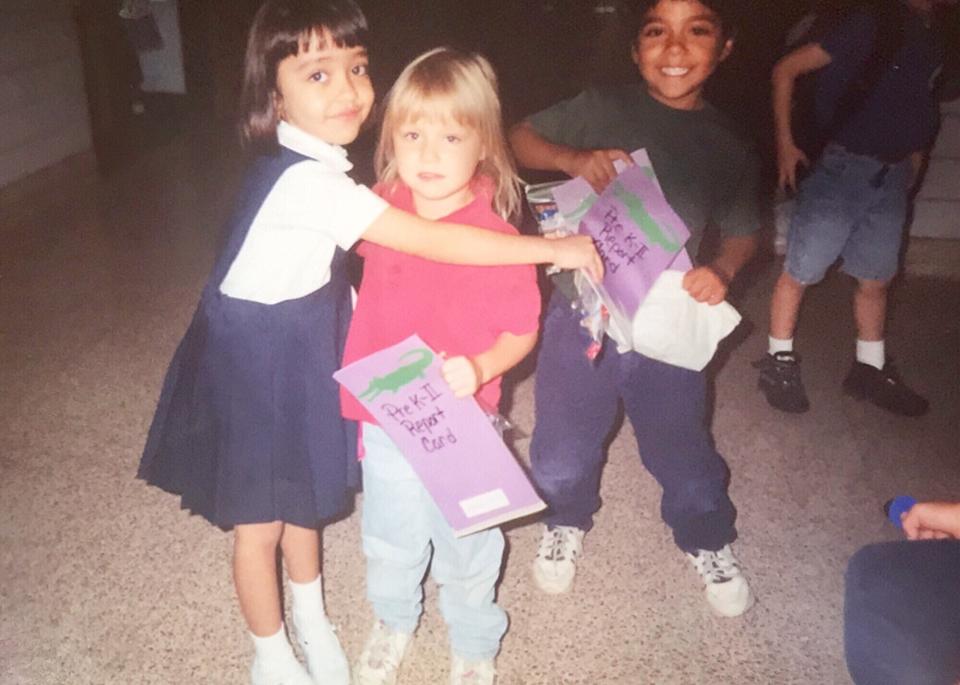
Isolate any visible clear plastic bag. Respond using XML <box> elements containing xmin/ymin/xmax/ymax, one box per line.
<box><xmin>524</xmin><ymin>181</ymin><xmax>614</xmax><ymax>361</ymax></box>
<box><xmin>476</xmin><ymin>397</ymin><xmax>528</xmax><ymax>439</ymax></box>
<box><xmin>524</xmin><ymin>181</ymin><xmax>568</xmax><ymax>276</ymax></box>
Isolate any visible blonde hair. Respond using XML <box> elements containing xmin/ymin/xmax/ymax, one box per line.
<box><xmin>375</xmin><ymin>47</ymin><xmax>521</xmax><ymax>220</ymax></box>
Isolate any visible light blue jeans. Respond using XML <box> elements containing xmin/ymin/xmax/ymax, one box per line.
<box><xmin>360</xmin><ymin>423</ymin><xmax>508</xmax><ymax>660</ymax></box>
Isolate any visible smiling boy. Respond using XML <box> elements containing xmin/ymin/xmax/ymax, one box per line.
<box><xmin>509</xmin><ymin>0</ymin><xmax>759</xmax><ymax>617</ymax></box>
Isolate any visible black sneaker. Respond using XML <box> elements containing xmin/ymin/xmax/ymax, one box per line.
<box><xmin>752</xmin><ymin>351</ymin><xmax>810</xmax><ymax>413</ymax></box>
<box><xmin>842</xmin><ymin>360</ymin><xmax>929</xmax><ymax>417</ymax></box>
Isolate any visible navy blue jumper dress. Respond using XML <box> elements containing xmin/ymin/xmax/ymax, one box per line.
<box><xmin>139</xmin><ymin>147</ymin><xmax>356</xmax><ymax>530</ymax></box>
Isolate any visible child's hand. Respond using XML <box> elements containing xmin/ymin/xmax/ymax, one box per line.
<box><xmin>549</xmin><ymin>234</ymin><xmax>604</xmax><ymax>282</ymax></box>
<box><xmin>441</xmin><ymin>355</ymin><xmax>482</xmax><ymax>398</ymax></box>
<box><xmin>902</xmin><ymin>502</ymin><xmax>960</xmax><ymax>541</ymax></box>
<box><xmin>560</xmin><ymin>148</ymin><xmax>633</xmax><ymax>193</ymax></box>
<box><xmin>682</xmin><ymin>266</ymin><xmax>727</xmax><ymax>305</ymax></box>
<box><xmin>777</xmin><ymin>140</ymin><xmax>809</xmax><ymax>193</ymax></box>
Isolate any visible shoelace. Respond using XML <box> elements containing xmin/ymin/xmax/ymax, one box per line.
<box><xmin>540</xmin><ymin>528</ymin><xmax>574</xmax><ymax>562</ymax></box>
<box><xmin>692</xmin><ymin>548</ymin><xmax>740</xmax><ymax>584</ymax></box>
<box><xmin>760</xmin><ymin>353</ymin><xmax>802</xmax><ymax>385</ymax></box>
<box><xmin>539</xmin><ymin>526</ymin><xmax>577</xmax><ymax>561</ymax></box>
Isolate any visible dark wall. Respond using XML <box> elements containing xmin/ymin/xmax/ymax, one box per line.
<box><xmin>175</xmin><ymin>0</ymin><xmax>823</xmax><ymax>176</ymax></box>
<box><xmin>363</xmin><ymin>0</ymin><xmax>812</xmax><ymax>137</ymax></box>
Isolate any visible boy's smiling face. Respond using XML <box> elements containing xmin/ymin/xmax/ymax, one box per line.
<box><xmin>632</xmin><ymin>0</ymin><xmax>733</xmax><ymax>111</ymax></box>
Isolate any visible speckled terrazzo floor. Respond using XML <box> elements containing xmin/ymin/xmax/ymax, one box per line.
<box><xmin>2</xmin><ymin>135</ymin><xmax>958</xmax><ymax>685</ymax></box>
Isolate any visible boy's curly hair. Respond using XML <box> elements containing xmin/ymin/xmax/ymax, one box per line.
<box><xmin>628</xmin><ymin>0</ymin><xmax>739</xmax><ymax>40</ymax></box>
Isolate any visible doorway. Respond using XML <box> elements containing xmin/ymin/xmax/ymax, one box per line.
<box><xmin>72</xmin><ymin>0</ymin><xmax>196</xmax><ymax>174</ymax></box>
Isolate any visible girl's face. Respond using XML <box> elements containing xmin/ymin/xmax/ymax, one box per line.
<box><xmin>392</xmin><ymin>114</ymin><xmax>485</xmax><ymax>219</ymax></box>
<box><xmin>632</xmin><ymin>0</ymin><xmax>732</xmax><ymax>111</ymax></box>
<box><xmin>275</xmin><ymin>31</ymin><xmax>373</xmax><ymax>146</ymax></box>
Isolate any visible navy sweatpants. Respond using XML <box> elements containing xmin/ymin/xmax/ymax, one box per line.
<box><xmin>529</xmin><ymin>294</ymin><xmax>737</xmax><ymax>553</ymax></box>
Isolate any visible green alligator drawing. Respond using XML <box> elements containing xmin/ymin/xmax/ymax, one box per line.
<box><xmin>561</xmin><ymin>193</ymin><xmax>598</xmax><ymax>225</ymax></box>
<box><xmin>611</xmin><ymin>181</ymin><xmax>682</xmax><ymax>252</ymax></box>
<box><xmin>358</xmin><ymin>348</ymin><xmax>434</xmax><ymax>401</ymax></box>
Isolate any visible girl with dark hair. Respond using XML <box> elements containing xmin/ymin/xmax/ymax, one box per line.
<box><xmin>136</xmin><ymin>2</ymin><xmax>601</xmax><ymax>684</ymax></box>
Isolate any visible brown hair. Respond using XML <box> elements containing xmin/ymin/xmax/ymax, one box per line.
<box><xmin>240</xmin><ymin>0</ymin><xmax>368</xmax><ymax>152</ymax></box>
<box><xmin>375</xmin><ymin>48</ymin><xmax>522</xmax><ymax>220</ymax></box>
<box><xmin>630</xmin><ymin>0</ymin><xmax>739</xmax><ymax>41</ymax></box>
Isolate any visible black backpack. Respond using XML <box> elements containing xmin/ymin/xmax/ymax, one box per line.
<box><xmin>787</xmin><ymin>0</ymin><xmax>908</xmax><ymax>161</ymax></box>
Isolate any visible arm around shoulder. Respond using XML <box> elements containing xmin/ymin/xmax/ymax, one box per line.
<box><xmin>363</xmin><ymin>205</ymin><xmax>556</xmax><ymax>266</ymax></box>
<box><xmin>360</xmin><ymin>206</ymin><xmax>603</xmax><ymax>278</ymax></box>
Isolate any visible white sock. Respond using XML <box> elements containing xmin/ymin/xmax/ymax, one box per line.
<box><xmin>768</xmin><ymin>336</ymin><xmax>794</xmax><ymax>356</ymax></box>
<box><xmin>289</xmin><ymin>575</ymin><xmax>348</xmax><ymax>684</ymax></box>
<box><xmin>856</xmin><ymin>339</ymin><xmax>885</xmax><ymax>370</ymax></box>
<box><xmin>251</xmin><ymin>624</ymin><xmax>295</xmax><ymax>665</ymax></box>
<box><xmin>289</xmin><ymin>575</ymin><xmax>325</xmax><ymax>625</ymax></box>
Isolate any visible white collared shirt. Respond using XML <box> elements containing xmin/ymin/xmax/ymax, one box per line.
<box><xmin>218</xmin><ymin>121</ymin><xmax>387</xmax><ymax>304</ymax></box>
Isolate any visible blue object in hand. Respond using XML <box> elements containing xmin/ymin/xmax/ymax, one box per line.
<box><xmin>884</xmin><ymin>496</ymin><xmax>917</xmax><ymax>528</ymax></box>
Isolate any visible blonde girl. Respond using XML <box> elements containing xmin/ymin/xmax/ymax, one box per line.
<box><xmin>342</xmin><ymin>48</ymin><xmax>541</xmax><ymax>685</ymax></box>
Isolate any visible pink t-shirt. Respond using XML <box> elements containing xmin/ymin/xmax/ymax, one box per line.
<box><xmin>341</xmin><ymin>180</ymin><xmax>541</xmax><ymax>425</ymax></box>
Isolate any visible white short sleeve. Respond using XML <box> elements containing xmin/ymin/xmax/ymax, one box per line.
<box><xmin>218</xmin><ymin>161</ymin><xmax>388</xmax><ymax>304</ymax></box>
<box><xmin>279</xmin><ymin>161</ymin><xmax>388</xmax><ymax>250</ymax></box>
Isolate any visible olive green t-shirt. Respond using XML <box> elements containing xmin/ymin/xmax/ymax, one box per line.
<box><xmin>526</xmin><ymin>84</ymin><xmax>761</xmax><ymax>262</ymax></box>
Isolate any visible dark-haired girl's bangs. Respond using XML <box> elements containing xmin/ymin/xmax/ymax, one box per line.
<box><xmin>297</xmin><ymin>2</ymin><xmax>368</xmax><ymax>53</ymax></box>
<box><xmin>320</xmin><ymin>1</ymin><xmax>368</xmax><ymax>47</ymax></box>
<box><xmin>264</xmin><ymin>2</ymin><xmax>368</xmax><ymax>61</ymax></box>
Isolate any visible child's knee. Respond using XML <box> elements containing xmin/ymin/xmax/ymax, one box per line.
<box><xmin>784</xmin><ymin>232</ymin><xmax>841</xmax><ymax>285</ymax></box>
<box><xmin>235</xmin><ymin>521</ymin><xmax>285</xmax><ymax>551</ymax></box>
<box><xmin>855</xmin><ymin>278</ymin><xmax>890</xmax><ymax>295</ymax></box>
<box><xmin>776</xmin><ymin>270</ymin><xmax>807</xmax><ymax>292</ymax></box>
<box><xmin>533</xmin><ymin>464</ymin><xmax>591</xmax><ymax>500</ymax></box>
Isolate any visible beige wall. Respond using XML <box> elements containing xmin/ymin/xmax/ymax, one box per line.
<box><xmin>911</xmin><ymin>99</ymin><xmax>960</xmax><ymax>240</ymax></box>
<box><xmin>0</xmin><ymin>1</ymin><xmax>92</xmax><ymax>188</ymax></box>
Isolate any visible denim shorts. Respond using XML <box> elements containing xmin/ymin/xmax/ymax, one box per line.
<box><xmin>786</xmin><ymin>145</ymin><xmax>910</xmax><ymax>285</ymax></box>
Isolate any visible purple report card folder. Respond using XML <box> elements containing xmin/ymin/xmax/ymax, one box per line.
<box><xmin>552</xmin><ymin>151</ymin><xmax>692</xmax><ymax>319</ymax></box>
<box><xmin>334</xmin><ymin>334</ymin><xmax>545</xmax><ymax>537</ymax></box>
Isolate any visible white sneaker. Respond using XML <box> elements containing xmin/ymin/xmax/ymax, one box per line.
<box><xmin>293</xmin><ymin>613</ymin><xmax>349</xmax><ymax>685</ymax></box>
<box><xmin>352</xmin><ymin>620</ymin><xmax>412</xmax><ymax>685</ymax></box>
<box><xmin>450</xmin><ymin>653</ymin><xmax>496</xmax><ymax>685</ymax></box>
<box><xmin>531</xmin><ymin>525</ymin><xmax>584</xmax><ymax>594</ymax></box>
<box><xmin>686</xmin><ymin>544</ymin><xmax>755</xmax><ymax>617</ymax></box>
<box><xmin>250</xmin><ymin>653</ymin><xmax>315</xmax><ymax>685</ymax></box>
